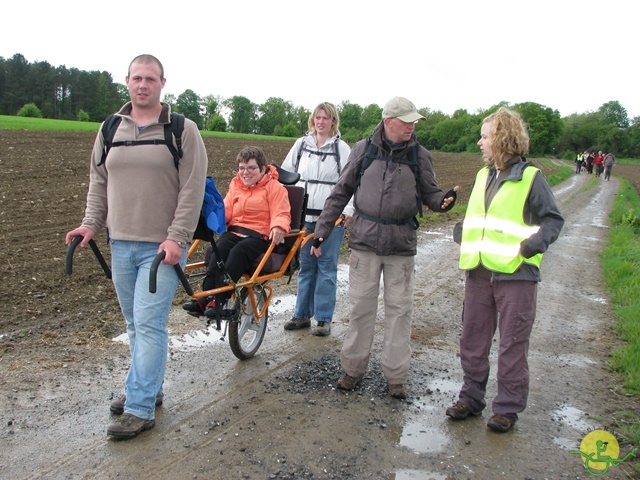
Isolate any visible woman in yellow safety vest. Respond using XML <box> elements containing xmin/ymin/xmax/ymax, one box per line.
<box><xmin>445</xmin><ymin>107</ymin><xmax>564</xmax><ymax>433</ymax></box>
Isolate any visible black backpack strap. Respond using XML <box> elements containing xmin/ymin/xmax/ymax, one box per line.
<box><xmin>410</xmin><ymin>144</ymin><xmax>423</xmax><ymax>217</ymax></box>
<box><xmin>96</xmin><ymin>112</ymin><xmax>185</xmax><ymax>169</ymax></box>
<box><xmin>294</xmin><ymin>139</ymin><xmax>306</xmax><ymax>172</ymax></box>
<box><xmin>295</xmin><ymin>138</ymin><xmax>341</xmax><ymax>175</ymax></box>
<box><xmin>98</xmin><ymin>114</ymin><xmax>122</xmax><ymax>167</ymax></box>
<box><xmin>353</xmin><ymin>137</ymin><xmax>423</xmax><ymax>225</ymax></box>
<box><xmin>166</xmin><ymin>112</ymin><xmax>185</xmax><ymax>169</ymax></box>
<box><xmin>354</xmin><ymin>135</ymin><xmax>376</xmax><ymax>193</ymax></box>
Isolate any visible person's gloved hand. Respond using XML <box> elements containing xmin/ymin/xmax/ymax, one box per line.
<box><xmin>441</xmin><ymin>186</ymin><xmax>459</xmax><ymax>210</ymax></box>
<box><xmin>520</xmin><ymin>242</ymin><xmax>537</xmax><ymax>259</ymax></box>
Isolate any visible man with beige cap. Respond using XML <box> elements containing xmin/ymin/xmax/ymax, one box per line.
<box><xmin>311</xmin><ymin>96</ymin><xmax>459</xmax><ymax>399</ymax></box>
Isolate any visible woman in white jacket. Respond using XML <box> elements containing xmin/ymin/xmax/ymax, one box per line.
<box><xmin>281</xmin><ymin>102</ymin><xmax>353</xmax><ymax>336</ymax></box>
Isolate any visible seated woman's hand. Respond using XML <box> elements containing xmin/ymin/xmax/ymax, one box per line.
<box><xmin>269</xmin><ymin>227</ymin><xmax>285</xmax><ymax>245</ymax></box>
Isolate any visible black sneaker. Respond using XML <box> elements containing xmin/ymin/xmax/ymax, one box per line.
<box><xmin>182</xmin><ymin>299</ymin><xmax>207</xmax><ymax>317</ymax></box>
<box><xmin>203</xmin><ymin>298</ymin><xmax>217</xmax><ymax>318</ymax></box>
<box><xmin>110</xmin><ymin>393</ymin><xmax>164</xmax><ymax>415</ymax></box>
<box><xmin>107</xmin><ymin>414</ymin><xmax>155</xmax><ymax>439</ymax></box>
<box><xmin>283</xmin><ymin>317</ymin><xmax>310</xmax><ymax>330</ymax></box>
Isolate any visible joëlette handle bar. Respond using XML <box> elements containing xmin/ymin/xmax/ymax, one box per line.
<box><xmin>65</xmin><ymin>235</ymin><xmax>112</xmax><ymax>279</ymax></box>
<box><xmin>149</xmin><ymin>251</ymin><xmax>193</xmax><ymax>295</ymax></box>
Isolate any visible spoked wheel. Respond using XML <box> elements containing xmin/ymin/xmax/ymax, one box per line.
<box><xmin>228</xmin><ymin>285</ymin><xmax>268</xmax><ymax>359</ymax></box>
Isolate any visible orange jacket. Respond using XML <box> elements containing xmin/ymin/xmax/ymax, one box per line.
<box><xmin>224</xmin><ymin>164</ymin><xmax>291</xmax><ymax>237</ymax></box>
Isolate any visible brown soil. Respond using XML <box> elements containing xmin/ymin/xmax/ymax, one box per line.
<box><xmin>1</xmin><ymin>130</ymin><xmax>638</xmax><ymax>479</ymax></box>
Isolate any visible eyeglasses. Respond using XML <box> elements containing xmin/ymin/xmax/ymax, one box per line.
<box><xmin>237</xmin><ymin>165</ymin><xmax>259</xmax><ymax>173</ymax></box>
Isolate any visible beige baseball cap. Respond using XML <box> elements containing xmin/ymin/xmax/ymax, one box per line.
<box><xmin>382</xmin><ymin>96</ymin><xmax>425</xmax><ymax>123</ymax></box>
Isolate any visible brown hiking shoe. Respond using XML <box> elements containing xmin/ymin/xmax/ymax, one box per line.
<box><xmin>107</xmin><ymin>414</ymin><xmax>155</xmax><ymax>439</ymax></box>
<box><xmin>336</xmin><ymin>374</ymin><xmax>363</xmax><ymax>391</ymax></box>
<box><xmin>487</xmin><ymin>413</ymin><xmax>515</xmax><ymax>433</ymax></box>
<box><xmin>283</xmin><ymin>317</ymin><xmax>310</xmax><ymax>330</ymax></box>
<box><xmin>110</xmin><ymin>393</ymin><xmax>164</xmax><ymax>415</ymax></box>
<box><xmin>388</xmin><ymin>384</ymin><xmax>407</xmax><ymax>399</ymax></box>
<box><xmin>445</xmin><ymin>401</ymin><xmax>478</xmax><ymax>420</ymax></box>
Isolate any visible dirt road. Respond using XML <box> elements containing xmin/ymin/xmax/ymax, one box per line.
<box><xmin>2</xmin><ymin>171</ymin><xmax>637</xmax><ymax>479</ymax></box>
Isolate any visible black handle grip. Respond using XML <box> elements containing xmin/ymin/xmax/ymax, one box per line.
<box><xmin>65</xmin><ymin>236</ymin><xmax>112</xmax><ymax>279</ymax></box>
<box><xmin>149</xmin><ymin>252</ymin><xmax>193</xmax><ymax>295</ymax></box>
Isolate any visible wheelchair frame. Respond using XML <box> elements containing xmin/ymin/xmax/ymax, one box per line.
<box><xmin>65</xmin><ymin>165</ymin><xmax>321</xmax><ymax>360</ymax></box>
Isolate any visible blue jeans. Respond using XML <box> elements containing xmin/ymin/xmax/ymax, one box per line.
<box><xmin>294</xmin><ymin>222</ymin><xmax>345</xmax><ymax>323</ymax></box>
<box><xmin>110</xmin><ymin>240</ymin><xmax>187</xmax><ymax>420</ymax></box>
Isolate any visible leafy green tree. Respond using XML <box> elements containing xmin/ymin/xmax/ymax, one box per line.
<box><xmin>624</xmin><ymin>119</ymin><xmax>640</xmax><ymax>157</ymax></box>
<box><xmin>77</xmin><ymin>109</ymin><xmax>90</xmax><ymax>122</ymax></box>
<box><xmin>430</xmin><ymin>117</ymin><xmax>469</xmax><ymax>152</ymax></box>
<box><xmin>2</xmin><ymin>54</ymin><xmax>31</xmax><ymax>115</ymax></box>
<box><xmin>176</xmin><ymin>89</ymin><xmax>203</xmax><ymax>128</ymax></box>
<box><xmin>341</xmin><ymin>128</ymin><xmax>366</xmax><ymax>144</ymax></box>
<box><xmin>421</xmin><ymin>108</ymin><xmax>449</xmax><ymax>127</ymax></box>
<box><xmin>162</xmin><ymin>93</ymin><xmax>177</xmax><ymax>112</ymax></box>
<box><xmin>116</xmin><ymin>83</ymin><xmax>129</xmax><ymax>105</ymax></box>
<box><xmin>225</xmin><ymin>95</ymin><xmax>256</xmax><ymax>133</ymax></box>
<box><xmin>339</xmin><ymin>101</ymin><xmax>364</xmax><ymax>131</ymax></box>
<box><xmin>257</xmin><ymin>97</ymin><xmax>293</xmax><ymax>135</ymax></box>
<box><xmin>291</xmin><ymin>106</ymin><xmax>310</xmax><ymax>135</ymax></box>
<box><xmin>93</xmin><ymin>73</ymin><xmax>113</xmax><ymax>121</ymax></box>
<box><xmin>202</xmin><ymin>95</ymin><xmax>220</xmax><ymax>131</ymax></box>
<box><xmin>415</xmin><ymin>109</ymin><xmax>450</xmax><ymax>149</ymax></box>
<box><xmin>208</xmin><ymin>114</ymin><xmax>227</xmax><ymax>132</ymax></box>
<box><xmin>424</xmin><ymin>110</ymin><xmax>480</xmax><ymax>152</ymax></box>
<box><xmin>280</xmin><ymin>121</ymin><xmax>299</xmax><ymax>138</ymax></box>
<box><xmin>514</xmin><ymin>102</ymin><xmax>563</xmax><ymax>155</ymax></box>
<box><xmin>362</xmin><ymin>104</ymin><xmax>382</xmax><ymax>129</ymax></box>
<box><xmin>29</xmin><ymin>60</ymin><xmax>56</xmax><ymax>117</ymax></box>
<box><xmin>599</xmin><ymin>100</ymin><xmax>629</xmax><ymax>129</ymax></box>
<box><xmin>17</xmin><ymin>102</ymin><xmax>42</xmax><ymax>117</ymax></box>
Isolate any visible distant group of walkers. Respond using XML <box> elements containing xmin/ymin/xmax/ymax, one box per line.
<box><xmin>575</xmin><ymin>150</ymin><xmax>616</xmax><ymax>181</ymax></box>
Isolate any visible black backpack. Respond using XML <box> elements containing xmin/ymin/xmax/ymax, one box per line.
<box><xmin>97</xmin><ymin>112</ymin><xmax>185</xmax><ymax>169</ymax></box>
<box><xmin>294</xmin><ymin>139</ymin><xmax>341</xmax><ymax>178</ymax></box>
<box><xmin>293</xmin><ymin>138</ymin><xmax>342</xmax><ymax>216</ymax></box>
<box><xmin>353</xmin><ymin>135</ymin><xmax>423</xmax><ymax>226</ymax></box>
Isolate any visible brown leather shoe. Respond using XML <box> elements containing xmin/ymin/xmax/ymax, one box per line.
<box><xmin>487</xmin><ymin>413</ymin><xmax>515</xmax><ymax>432</ymax></box>
<box><xmin>388</xmin><ymin>383</ymin><xmax>407</xmax><ymax>399</ymax></box>
<box><xmin>110</xmin><ymin>393</ymin><xmax>164</xmax><ymax>415</ymax></box>
<box><xmin>107</xmin><ymin>414</ymin><xmax>155</xmax><ymax>439</ymax></box>
<box><xmin>336</xmin><ymin>373</ymin><xmax>363</xmax><ymax>390</ymax></box>
<box><xmin>445</xmin><ymin>401</ymin><xmax>479</xmax><ymax>419</ymax></box>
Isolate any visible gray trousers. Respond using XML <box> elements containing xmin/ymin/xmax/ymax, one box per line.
<box><xmin>458</xmin><ymin>267</ymin><xmax>537</xmax><ymax>420</ymax></box>
<box><xmin>341</xmin><ymin>249</ymin><xmax>415</xmax><ymax>384</ymax></box>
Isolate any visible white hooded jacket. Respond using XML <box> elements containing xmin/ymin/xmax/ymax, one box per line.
<box><xmin>281</xmin><ymin>134</ymin><xmax>354</xmax><ymax>222</ymax></box>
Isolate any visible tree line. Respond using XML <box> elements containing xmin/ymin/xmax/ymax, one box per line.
<box><xmin>1</xmin><ymin>53</ymin><xmax>639</xmax><ymax>158</ymax></box>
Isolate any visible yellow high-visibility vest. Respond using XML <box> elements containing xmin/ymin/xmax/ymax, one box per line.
<box><xmin>459</xmin><ymin>166</ymin><xmax>542</xmax><ymax>273</ymax></box>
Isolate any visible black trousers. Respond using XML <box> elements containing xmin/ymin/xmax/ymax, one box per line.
<box><xmin>202</xmin><ymin>232</ymin><xmax>269</xmax><ymax>302</ymax></box>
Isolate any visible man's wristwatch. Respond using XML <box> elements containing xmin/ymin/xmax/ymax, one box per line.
<box><xmin>175</xmin><ymin>240</ymin><xmax>186</xmax><ymax>248</ymax></box>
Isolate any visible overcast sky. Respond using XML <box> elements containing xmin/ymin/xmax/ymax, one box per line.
<box><xmin>2</xmin><ymin>0</ymin><xmax>637</xmax><ymax>119</ymax></box>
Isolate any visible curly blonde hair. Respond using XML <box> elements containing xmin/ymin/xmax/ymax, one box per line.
<box><xmin>482</xmin><ymin>107</ymin><xmax>529</xmax><ymax>168</ymax></box>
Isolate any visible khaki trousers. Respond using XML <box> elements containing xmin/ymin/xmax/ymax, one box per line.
<box><xmin>341</xmin><ymin>249</ymin><xmax>415</xmax><ymax>384</ymax></box>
